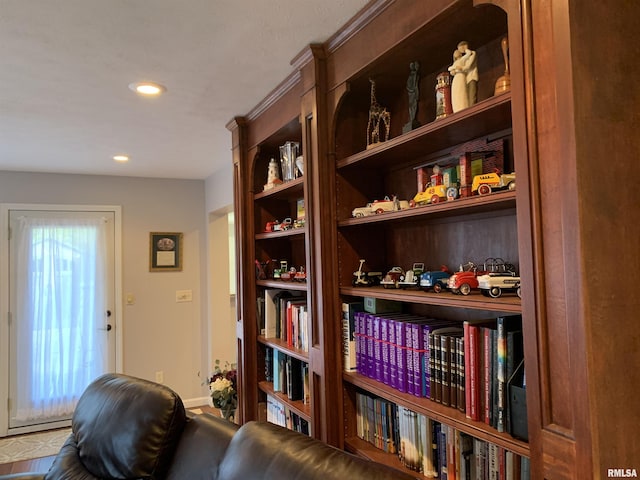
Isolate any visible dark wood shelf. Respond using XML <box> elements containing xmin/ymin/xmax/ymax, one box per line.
<box><xmin>256</xmin><ymin>227</ymin><xmax>306</xmax><ymax>240</ymax></box>
<box><xmin>254</xmin><ymin>176</ymin><xmax>304</xmax><ymax>200</ymax></box>
<box><xmin>258</xmin><ymin>380</ymin><xmax>311</xmax><ymax>421</ymax></box>
<box><xmin>257</xmin><ymin>336</ymin><xmax>309</xmax><ymax>362</ymax></box>
<box><xmin>338</xmin><ymin>190</ymin><xmax>516</xmax><ymax>226</ymax></box>
<box><xmin>339</xmin><ymin>286</ymin><xmax>521</xmax><ymax>314</ymax></box>
<box><xmin>256</xmin><ymin>279</ymin><xmax>308</xmax><ymax>291</ymax></box>
<box><xmin>343</xmin><ymin>371</ymin><xmax>529</xmax><ymax>458</ymax></box>
<box><xmin>344</xmin><ymin>436</ymin><xmax>420</xmax><ymax>479</ymax></box>
<box><xmin>336</xmin><ymin>94</ymin><xmax>512</xmax><ymax>171</ymax></box>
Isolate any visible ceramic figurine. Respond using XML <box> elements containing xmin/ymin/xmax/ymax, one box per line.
<box><xmin>264</xmin><ymin>158</ymin><xmax>283</xmax><ymax>191</ymax></box>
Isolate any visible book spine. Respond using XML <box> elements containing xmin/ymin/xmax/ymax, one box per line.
<box><xmin>405</xmin><ymin>321</ymin><xmax>416</xmax><ymax>396</ymax></box>
<box><xmin>388</xmin><ymin>318</ymin><xmax>398</xmax><ymax>389</ymax></box>
<box><xmin>457</xmin><ymin>336</ymin><xmax>465</xmax><ymax>413</ymax></box>
<box><xmin>441</xmin><ymin>335</ymin><xmax>451</xmax><ymax>407</ymax></box>
<box><xmin>396</xmin><ymin>320</ymin><xmax>408</xmax><ymax>393</ymax></box>
<box><xmin>422</xmin><ymin>324</ymin><xmax>432</xmax><ymax>398</ymax></box>
<box><xmin>366</xmin><ymin>313</ymin><xmax>375</xmax><ymax>378</ymax></box>
<box><xmin>373</xmin><ymin>315</ymin><xmax>383</xmax><ymax>382</ymax></box>
<box><xmin>381</xmin><ymin>316</ymin><xmax>390</xmax><ymax>385</ymax></box>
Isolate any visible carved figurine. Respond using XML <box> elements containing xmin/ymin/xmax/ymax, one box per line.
<box><xmin>366</xmin><ymin>78</ymin><xmax>391</xmax><ymax>149</ymax></box>
<box><xmin>448</xmin><ymin>41</ymin><xmax>478</xmax><ymax>110</ymax></box>
<box><xmin>403</xmin><ymin>62</ymin><xmax>420</xmax><ymax>133</ymax></box>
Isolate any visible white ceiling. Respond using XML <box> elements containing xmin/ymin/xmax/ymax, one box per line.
<box><xmin>0</xmin><ymin>0</ymin><xmax>370</xmax><ymax>180</ymax></box>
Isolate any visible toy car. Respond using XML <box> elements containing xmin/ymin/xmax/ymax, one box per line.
<box><xmin>294</xmin><ymin>266</ymin><xmax>307</xmax><ymax>282</ymax></box>
<box><xmin>380</xmin><ymin>266</ymin><xmax>405</xmax><ymax>288</ymax></box>
<box><xmin>411</xmin><ymin>184</ymin><xmax>449</xmax><ymax>206</ymax></box>
<box><xmin>419</xmin><ymin>265</ymin><xmax>451</xmax><ymax>293</ymax></box>
<box><xmin>472</xmin><ymin>171</ymin><xmax>516</xmax><ymax>195</ymax></box>
<box><xmin>352</xmin><ymin>196</ymin><xmax>410</xmax><ymax>217</ymax></box>
<box><xmin>447</xmin><ymin>262</ymin><xmax>485</xmax><ymax>295</ymax></box>
<box><xmin>352</xmin><ymin>259</ymin><xmax>383</xmax><ymax>286</ymax></box>
<box><xmin>273</xmin><ymin>217</ymin><xmax>293</xmax><ymax>231</ymax></box>
<box><xmin>265</xmin><ymin>220</ymin><xmax>280</xmax><ymax>232</ymax></box>
<box><xmin>398</xmin><ymin>262</ymin><xmax>425</xmax><ymax>288</ymax></box>
<box><xmin>478</xmin><ymin>272</ymin><xmax>521</xmax><ymax>298</ymax></box>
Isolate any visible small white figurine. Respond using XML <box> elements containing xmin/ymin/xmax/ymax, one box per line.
<box><xmin>264</xmin><ymin>158</ymin><xmax>283</xmax><ymax>191</ymax></box>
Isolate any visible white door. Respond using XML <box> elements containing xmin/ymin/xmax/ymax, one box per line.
<box><xmin>6</xmin><ymin>207</ymin><xmax>117</xmax><ymax>433</ymax></box>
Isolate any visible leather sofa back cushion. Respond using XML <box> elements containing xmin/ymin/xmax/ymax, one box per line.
<box><xmin>71</xmin><ymin>373</ymin><xmax>186</xmax><ymax>479</ymax></box>
<box><xmin>217</xmin><ymin>421</ymin><xmax>417</xmax><ymax>480</ymax></box>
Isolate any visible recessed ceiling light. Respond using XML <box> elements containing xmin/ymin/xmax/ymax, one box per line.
<box><xmin>128</xmin><ymin>81</ymin><xmax>167</xmax><ymax>96</ymax></box>
<box><xmin>113</xmin><ymin>154</ymin><xmax>130</xmax><ymax>163</ymax></box>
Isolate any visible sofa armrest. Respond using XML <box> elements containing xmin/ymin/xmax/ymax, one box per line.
<box><xmin>218</xmin><ymin>421</ymin><xmax>417</xmax><ymax>480</ymax></box>
<box><xmin>165</xmin><ymin>413</ymin><xmax>239</xmax><ymax>480</ymax></box>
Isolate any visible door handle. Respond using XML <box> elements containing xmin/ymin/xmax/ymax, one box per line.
<box><xmin>99</xmin><ymin>324</ymin><xmax>112</xmax><ymax>331</ymax></box>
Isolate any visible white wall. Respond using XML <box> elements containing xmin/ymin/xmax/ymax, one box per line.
<box><xmin>204</xmin><ymin>164</ymin><xmax>237</xmax><ymax>376</ymax></box>
<box><xmin>0</xmin><ymin>171</ymin><xmax>208</xmax><ymax>403</ymax></box>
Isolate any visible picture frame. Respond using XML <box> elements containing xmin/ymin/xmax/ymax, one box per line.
<box><xmin>149</xmin><ymin>232</ymin><xmax>183</xmax><ymax>272</ymax></box>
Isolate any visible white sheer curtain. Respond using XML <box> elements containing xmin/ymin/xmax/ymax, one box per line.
<box><xmin>13</xmin><ymin>216</ymin><xmax>108</xmax><ymax>421</ymax></box>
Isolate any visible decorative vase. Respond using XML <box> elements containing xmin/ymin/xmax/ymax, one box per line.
<box><xmin>218</xmin><ymin>407</ymin><xmax>237</xmax><ymax>423</ymax></box>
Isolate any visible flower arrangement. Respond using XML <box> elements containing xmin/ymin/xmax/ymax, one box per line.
<box><xmin>207</xmin><ymin>360</ymin><xmax>237</xmax><ymax>421</ymax></box>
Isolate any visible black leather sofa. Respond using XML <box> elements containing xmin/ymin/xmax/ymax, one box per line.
<box><xmin>0</xmin><ymin>373</ymin><xmax>416</xmax><ymax>480</ymax></box>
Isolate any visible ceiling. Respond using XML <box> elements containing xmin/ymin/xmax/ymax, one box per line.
<box><xmin>0</xmin><ymin>0</ymin><xmax>371</xmax><ymax>180</ymax></box>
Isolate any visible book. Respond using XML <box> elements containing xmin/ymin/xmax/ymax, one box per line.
<box><xmin>342</xmin><ymin>301</ymin><xmax>364</xmax><ymax>372</ymax></box>
<box><xmin>264</xmin><ymin>289</ymin><xmax>287</xmax><ymax>338</ymax></box>
<box><xmin>286</xmin><ymin>356</ymin><xmax>303</xmax><ymax>401</ymax></box>
<box><xmin>496</xmin><ymin>315</ymin><xmax>523</xmax><ymax>432</ymax></box>
<box><xmin>264</xmin><ymin>346</ymin><xmax>273</xmax><ymax>382</ymax></box>
<box><xmin>463</xmin><ymin>319</ymin><xmax>496</xmax><ymax>421</ymax></box>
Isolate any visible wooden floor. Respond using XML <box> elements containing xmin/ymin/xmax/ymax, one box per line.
<box><xmin>0</xmin><ymin>455</ymin><xmax>55</xmax><ymax>475</ymax></box>
<box><xmin>0</xmin><ymin>405</ymin><xmax>217</xmax><ymax>475</ymax></box>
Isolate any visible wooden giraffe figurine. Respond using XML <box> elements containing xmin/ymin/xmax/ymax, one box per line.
<box><xmin>366</xmin><ymin>78</ymin><xmax>390</xmax><ymax>149</ymax></box>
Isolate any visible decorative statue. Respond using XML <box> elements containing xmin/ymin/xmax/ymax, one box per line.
<box><xmin>403</xmin><ymin>61</ymin><xmax>420</xmax><ymax>133</ymax></box>
<box><xmin>263</xmin><ymin>157</ymin><xmax>283</xmax><ymax>191</ymax></box>
<box><xmin>448</xmin><ymin>41</ymin><xmax>478</xmax><ymax>112</ymax></box>
<box><xmin>366</xmin><ymin>78</ymin><xmax>391</xmax><ymax>149</ymax></box>
<box><xmin>494</xmin><ymin>36</ymin><xmax>511</xmax><ymax>95</ymax></box>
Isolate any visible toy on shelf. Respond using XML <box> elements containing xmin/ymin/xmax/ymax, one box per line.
<box><xmin>412</xmin><ymin>164</ymin><xmax>459</xmax><ymax>206</ymax></box>
<box><xmin>472</xmin><ymin>171</ymin><xmax>515</xmax><ymax>195</ymax></box>
<box><xmin>448</xmin><ymin>261</ymin><xmax>484</xmax><ymax>295</ymax></box>
<box><xmin>478</xmin><ymin>271</ymin><xmax>521</xmax><ymax>298</ymax></box>
<box><xmin>352</xmin><ymin>196</ymin><xmax>410</xmax><ymax>217</ymax></box>
<box><xmin>398</xmin><ymin>263</ymin><xmax>425</xmax><ymax>289</ymax></box>
<box><xmin>419</xmin><ymin>265</ymin><xmax>451</xmax><ymax>293</ymax></box>
<box><xmin>352</xmin><ymin>259</ymin><xmax>383</xmax><ymax>287</ymax></box>
<box><xmin>272</xmin><ymin>260</ymin><xmax>288</xmax><ymax>280</ymax></box>
<box><xmin>294</xmin><ymin>266</ymin><xmax>307</xmax><ymax>282</ymax></box>
<box><xmin>366</xmin><ymin>78</ymin><xmax>391</xmax><ymax>149</ymax></box>
<box><xmin>380</xmin><ymin>266</ymin><xmax>405</xmax><ymax>289</ymax></box>
<box><xmin>265</xmin><ymin>217</ymin><xmax>293</xmax><ymax>232</ymax></box>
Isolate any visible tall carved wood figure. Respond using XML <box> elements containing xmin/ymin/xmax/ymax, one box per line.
<box><xmin>366</xmin><ymin>78</ymin><xmax>390</xmax><ymax>149</ymax></box>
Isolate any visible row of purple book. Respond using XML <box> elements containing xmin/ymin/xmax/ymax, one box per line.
<box><xmin>354</xmin><ymin>311</ymin><xmax>461</xmax><ymax>398</ymax></box>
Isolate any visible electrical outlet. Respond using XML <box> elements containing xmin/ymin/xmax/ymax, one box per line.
<box><xmin>155</xmin><ymin>371</ymin><xmax>164</xmax><ymax>384</ymax></box>
<box><xmin>176</xmin><ymin>289</ymin><xmax>192</xmax><ymax>302</ymax></box>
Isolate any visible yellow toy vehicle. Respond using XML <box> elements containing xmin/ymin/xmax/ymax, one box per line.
<box><xmin>471</xmin><ymin>172</ymin><xmax>516</xmax><ymax>195</ymax></box>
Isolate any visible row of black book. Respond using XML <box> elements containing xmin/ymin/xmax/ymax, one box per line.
<box><xmin>265</xmin><ymin>346</ymin><xmax>310</xmax><ymax>404</ymax></box>
<box><xmin>342</xmin><ymin>302</ymin><xmax>526</xmax><ymax>438</ymax></box>
<box><xmin>355</xmin><ymin>392</ymin><xmax>530</xmax><ymax>479</ymax></box>
<box><xmin>257</xmin><ymin>290</ymin><xmax>308</xmax><ymax>351</ymax></box>
<box><xmin>266</xmin><ymin>394</ymin><xmax>310</xmax><ymax>436</ymax></box>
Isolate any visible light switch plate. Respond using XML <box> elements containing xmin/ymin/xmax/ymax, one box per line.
<box><xmin>176</xmin><ymin>290</ymin><xmax>193</xmax><ymax>302</ymax></box>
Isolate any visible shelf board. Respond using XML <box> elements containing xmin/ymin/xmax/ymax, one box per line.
<box><xmin>256</xmin><ymin>279</ymin><xmax>308</xmax><ymax>291</ymax></box>
<box><xmin>337</xmin><ymin>93</ymin><xmax>512</xmax><ymax>171</ymax></box>
<box><xmin>343</xmin><ymin>371</ymin><xmax>530</xmax><ymax>458</ymax></box>
<box><xmin>344</xmin><ymin>437</ymin><xmax>416</xmax><ymax>477</ymax></box>
<box><xmin>339</xmin><ymin>190</ymin><xmax>516</xmax><ymax>227</ymax></box>
<box><xmin>339</xmin><ymin>286</ymin><xmax>521</xmax><ymax>313</ymax></box>
<box><xmin>258</xmin><ymin>336</ymin><xmax>309</xmax><ymax>362</ymax></box>
<box><xmin>258</xmin><ymin>380</ymin><xmax>312</xmax><ymax>421</ymax></box>
<box><xmin>256</xmin><ymin>227</ymin><xmax>306</xmax><ymax>240</ymax></box>
<box><xmin>254</xmin><ymin>176</ymin><xmax>304</xmax><ymax>200</ymax></box>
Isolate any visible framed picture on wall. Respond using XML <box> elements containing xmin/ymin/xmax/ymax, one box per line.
<box><xmin>149</xmin><ymin>232</ymin><xmax>183</xmax><ymax>272</ymax></box>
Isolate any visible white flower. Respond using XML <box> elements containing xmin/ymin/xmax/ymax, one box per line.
<box><xmin>210</xmin><ymin>377</ymin><xmax>233</xmax><ymax>393</ymax></box>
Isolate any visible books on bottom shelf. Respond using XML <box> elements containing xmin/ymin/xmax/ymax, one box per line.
<box><xmin>266</xmin><ymin>394</ymin><xmax>310</xmax><ymax>436</ymax></box>
<box><xmin>355</xmin><ymin>391</ymin><xmax>530</xmax><ymax>479</ymax></box>
<box><xmin>353</xmin><ymin>311</ymin><xmax>525</xmax><ymax>438</ymax></box>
